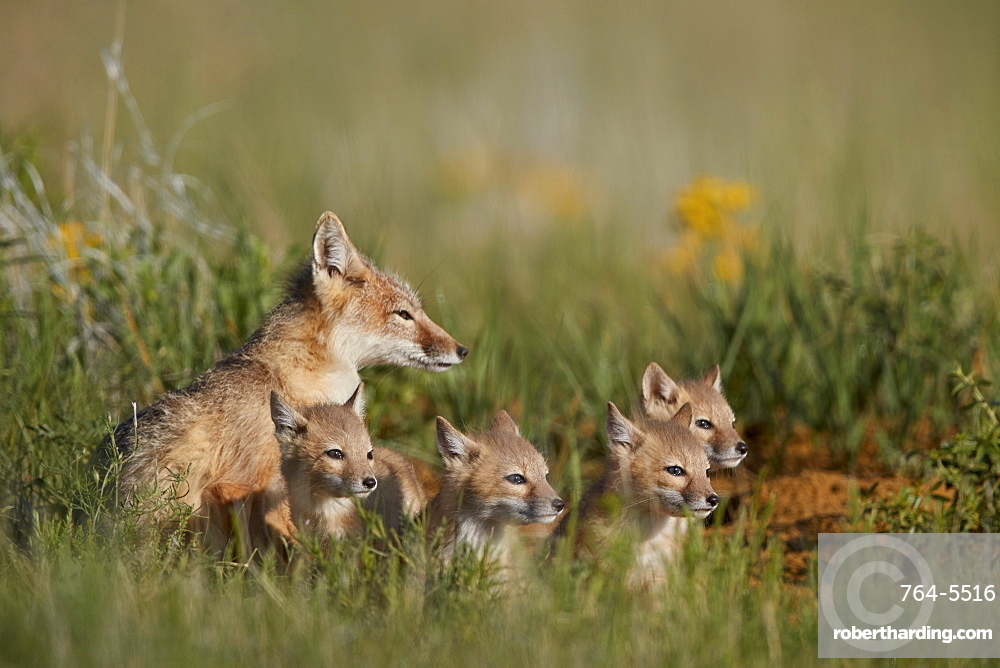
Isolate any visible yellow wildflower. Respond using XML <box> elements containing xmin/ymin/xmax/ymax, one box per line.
<box><xmin>518</xmin><ymin>163</ymin><xmax>589</xmax><ymax>221</ymax></box>
<box><xmin>665</xmin><ymin>176</ymin><xmax>759</xmax><ymax>285</ymax></box>
<box><xmin>676</xmin><ymin>190</ymin><xmax>725</xmax><ymax>237</ymax></box>
<box><xmin>50</xmin><ymin>220</ymin><xmax>103</xmax><ymax>292</ymax></box>
<box><xmin>718</xmin><ymin>180</ymin><xmax>755</xmax><ymax>212</ymax></box>
<box><xmin>674</xmin><ymin>176</ymin><xmax>757</xmax><ymax>239</ymax></box>
<box><xmin>435</xmin><ymin>142</ymin><xmax>496</xmax><ymax>197</ymax></box>
<box><xmin>663</xmin><ymin>230</ymin><xmax>703</xmax><ymax>277</ymax></box>
<box><xmin>713</xmin><ymin>244</ymin><xmax>744</xmax><ymax>284</ymax></box>
<box><xmin>55</xmin><ymin>221</ymin><xmax>103</xmax><ymax>258</ymax></box>
<box><xmin>56</xmin><ymin>221</ymin><xmax>85</xmax><ymax>260</ymax></box>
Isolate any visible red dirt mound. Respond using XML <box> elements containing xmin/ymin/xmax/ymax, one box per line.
<box><xmin>709</xmin><ymin>423</ymin><xmax>923</xmax><ymax>583</ymax></box>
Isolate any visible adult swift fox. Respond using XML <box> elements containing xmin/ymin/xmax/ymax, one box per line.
<box><xmin>105</xmin><ymin>212</ymin><xmax>466</xmax><ymax>544</ymax></box>
<box><xmin>640</xmin><ymin>362</ymin><xmax>748</xmax><ymax>469</ymax></box>
<box><xmin>560</xmin><ymin>402</ymin><xmax>718</xmax><ymax>582</ymax></box>
<box><xmin>429</xmin><ymin>411</ymin><xmax>565</xmax><ymax>566</ymax></box>
<box><xmin>269</xmin><ymin>389</ymin><xmax>427</xmax><ymax>541</ymax></box>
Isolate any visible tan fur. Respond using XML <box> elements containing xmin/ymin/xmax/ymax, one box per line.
<box><xmin>271</xmin><ymin>391</ymin><xmax>428</xmax><ymax>542</ymax></box>
<box><xmin>640</xmin><ymin>362</ymin><xmax>748</xmax><ymax>469</ymax></box>
<box><xmin>105</xmin><ymin>213</ymin><xmax>465</xmax><ymax>549</ymax></box>
<box><xmin>428</xmin><ymin>411</ymin><xmax>565</xmax><ymax>568</ymax></box>
<box><xmin>367</xmin><ymin>447</ymin><xmax>430</xmax><ymax>534</ymax></box>
<box><xmin>558</xmin><ymin>402</ymin><xmax>718</xmax><ymax>585</ymax></box>
<box><xmin>407</xmin><ymin>456</ymin><xmax>443</xmax><ymax>504</ymax></box>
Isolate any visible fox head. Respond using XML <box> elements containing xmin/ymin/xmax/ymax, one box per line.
<box><xmin>308</xmin><ymin>212</ymin><xmax>468</xmax><ymax>371</ymax></box>
<box><xmin>270</xmin><ymin>386</ymin><xmax>378</xmax><ymax>500</ymax></box>
<box><xmin>606</xmin><ymin>402</ymin><xmax>718</xmax><ymax>519</ymax></box>
<box><xmin>435</xmin><ymin>411</ymin><xmax>565</xmax><ymax>526</ymax></box>
<box><xmin>640</xmin><ymin>362</ymin><xmax>748</xmax><ymax>469</ymax></box>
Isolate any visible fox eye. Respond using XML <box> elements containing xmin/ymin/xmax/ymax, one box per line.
<box><xmin>505</xmin><ymin>473</ymin><xmax>526</xmax><ymax>485</ymax></box>
<box><xmin>665</xmin><ymin>465</ymin><xmax>685</xmax><ymax>476</ymax></box>
<box><xmin>394</xmin><ymin>309</ymin><xmax>413</xmax><ymax>321</ymax></box>
<box><xmin>326</xmin><ymin>449</ymin><xmax>344</xmax><ymax>460</ymax></box>
<box><xmin>367</xmin><ymin>451</ymin><xmax>374</xmax><ymax>460</ymax></box>
<box><xmin>695</xmin><ymin>419</ymin><xmax>713</xmax><ymax>429</ymax></box>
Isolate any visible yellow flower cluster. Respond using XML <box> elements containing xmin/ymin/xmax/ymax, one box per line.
<box><xmin>435</xmin><ymin>142</ymin><xmax>591</xmax><ymax>222</ymax></box>
<box><xmin>664</xmin><ymin>176</ymin><xmax>758</xmax><ymax>284</ymax></box>
<box><xmin>54</xmin><ymin>221</ymin><xmax>103</xmax><ymax>262</ymax></box>
<box><xmin>50</xmin><ymin>221</ymin><xmax>103</xmax><ymax>301</ymax></box>
<box><xmin>516</xmin><ymin>164</ymin><xmax>589</xmax><ymax>221</ymax></box>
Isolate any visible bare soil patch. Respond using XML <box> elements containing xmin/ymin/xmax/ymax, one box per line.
<box><xmin>712</xmin><ymin>425</ymin><xmax>924</xmax><ymax>583</ymax></box>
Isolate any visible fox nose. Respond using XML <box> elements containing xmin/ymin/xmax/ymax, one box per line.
<box><xmin>735</xmin><ymin>441</ymin><xmax>749</xmax><ymax>455</ymax></box>
<box><xmin>456</xmin><ymin>345</ymin><xmax>469</xmax><ymax>360</ymax></box>
<box><xmin>706</xmin><ymin>493</ymin><xmax>719</xmax><ymax>507</ymax></box>
<box><xmin>362</xmin><ymin>477</ymin><xmax>378</xmax><ymax>490</ymax></box>
<box><xmin>552</xmin><ymin>497</ymin><xmax>566</xmax><ymax>513</ymax></box>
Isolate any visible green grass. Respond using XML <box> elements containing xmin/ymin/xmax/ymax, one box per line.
<box><xmin>3</xmin><ymin>2</ymin><xmax>1000</xmax><ymax>664</ymax></box>
<box><xmin>3</xmin><ymin>126</ymin><xmax>998</xmax><ymax>665</ymax></box>
<box><xmin>863</xmin><ymin>368</ymin><xmax>1000</xmax><ymax>534</ymax></box>
<box><xmin>659</xmin><ymin>232</ymin><xmax>995</xmax><ymax>463</ymax></box>
<box><xmin>0</xmin><ymin>511</ymin><xmax>809</xmax><ymax>667</ymax></box>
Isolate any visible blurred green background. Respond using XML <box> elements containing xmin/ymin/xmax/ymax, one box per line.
<box><xmin>2</xmin><ymin>3</ymin><xmax>1000</xmax><ymax>664</ymax></box>
<box><xmin>4</xmin><ymin>0</ymin><xmax>999</xmax><ymax>254</ymax></box>
<box><xmin>3</xmin><ymin>0</ymin><xmax>999</xmax><ymax>485</ymax></box>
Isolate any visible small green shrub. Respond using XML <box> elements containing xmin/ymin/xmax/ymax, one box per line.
<box><xmin>863</xmin><ymin>367</ymin><xmax>1000</xmax><ymax>532</ymax></box>
<box><xmin>658</xmin><ymin>232</ymin><xmax>991</xmax><ymax>463</ymax></box>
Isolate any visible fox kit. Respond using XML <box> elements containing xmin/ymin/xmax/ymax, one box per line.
<box><xmin>105</xmin><ymin>212</ymin><xmax>465</xmax><ymax>546</ymax></box>
<box><xmin>562</xmin><ymin>402</ymin><xmax>718</xmax><ymax>583</ymax></box>
<box><xmin>640</xmin><ymin>362</ymin><xmax>748</xmax><ymax>469</ymax></box>
<box><xmin>429</xmin><ymin>411</ymin><xmax>565</xmax><ymax>566</ymax></box>
<box><xmin>269</xmin><ymin>389</ymin><xmax>427</xmax><ymax>541</ymax></box>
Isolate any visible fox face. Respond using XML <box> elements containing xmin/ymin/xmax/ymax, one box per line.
<box><xmin>607</xmin><ymin>402</ymin><xmax>718</xmax><ymax>519</ymax></box>
<box><xmin>310</xmin><ymin>213</ymin><xmax>468</xmax><ymax>371</ymax></box>
<box><xmin>640</xmin><ymin>362</ymin><xmax>748</xmax><ymax>469</ymax></box>
<box><xmin>436</xmin><ymin>411</ymin><xmax>565</xmax><ymax>526</ymax></box>
<box><xmin>270</xmin><ymin>387</ymin><xmax>377</xmax><ymax>501</ymax></box>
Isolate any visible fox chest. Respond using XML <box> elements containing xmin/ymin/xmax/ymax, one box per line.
<box><xmin>635</xmin><ymin>516</ymin><xmax>690</xmax><ymax>573</ymax></box>
<box><xmin>283</xmin><ymin>366</ymin><xmax>362</xmax><ymax>405</ymax></box>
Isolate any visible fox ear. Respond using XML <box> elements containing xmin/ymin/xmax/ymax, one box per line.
<box><xmin>671</xmin><ymin>402</ymin><xmax>694</xmax><ymax>429</ymax></box>
<box><xmin>490</xmin><ymin>410</ymin><xmax>520</xmax><ymax>436</ymax></box>
<box><xmin>345</xmin><ymin>383</ymin><xmax>366</xmax><ymax>419</ymax></box>
<box><xmin>312</xmin><ymin>212</ymin><xmax>361</xmax><ymax>278</ymax></box>
<box><xmin>436</xmin><ymin>416</ymin><xmax>475</xmax><ymax>467</ymax></box>
<box><xmin>270</xmin><ymin>391</ymin><xmax>307</xmax><ymax>445</ymax></box>
<box><xmin>606</xmin><ymin>402</ymin><xmax>640</xmax><ymax>451</ymax></box>
<box><xmin>641</xmin><ymin>362</ymin><xmax>681</xmax><ymax>415</ymax></box>
<box><xmin>702</xmin><ymin>364</ymin><xmax>722</xmax><ymax>392</ymax></box>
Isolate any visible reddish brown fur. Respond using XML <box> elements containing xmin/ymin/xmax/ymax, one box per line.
<box><xmin>429</xmin><ymin>411</ymin><xmax>565</xmax><ymax>566</ymax></box>
<box><xmin>557</xmin><ymin>402</ymin><xmax>718</xmax><ymax>583</ymax></box>
<box><xmin>640</xmin><ymin>362</ymin><xmax>748</xmax><ymax>469</ymax></box>
<box><xmin>272</xmin><ymin>391</ymin><xmax>428</xmax><ymax>542</ymax></box>
<box><xmin>407</xmin><ymin>456</ymin><xmax>443</xmax><ymax>503</ymax></box>
<box><xmin>105</xmin><ymin>213</ymin><xmax>465</xmax><ymax>551</ymax></box>
<box><xmin>367</xmin><ymin>447</ymin><xmax>429</xmax><ymax>534</ymax></box>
